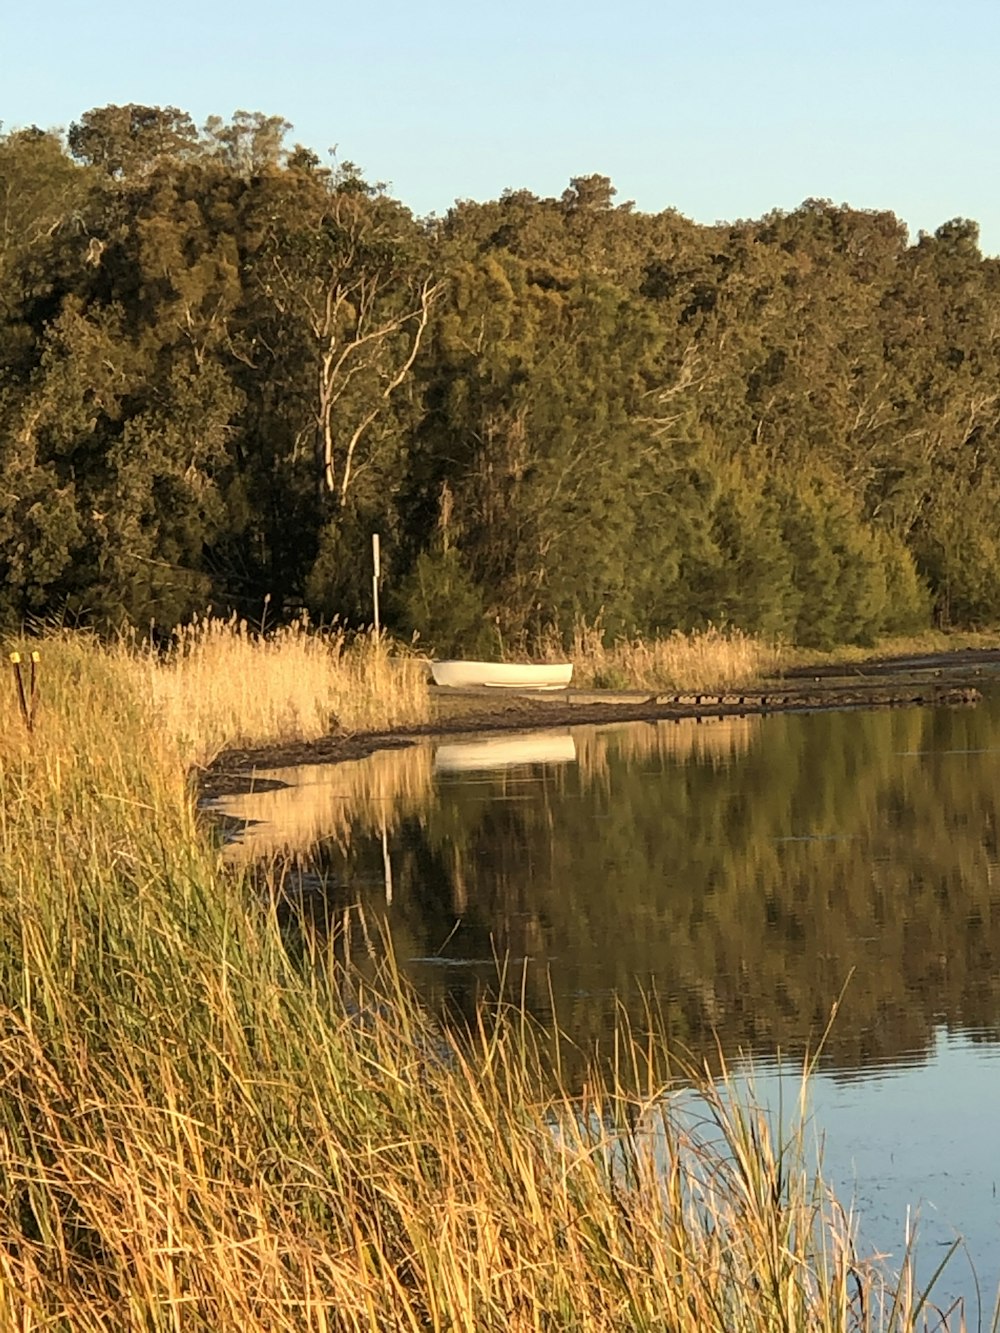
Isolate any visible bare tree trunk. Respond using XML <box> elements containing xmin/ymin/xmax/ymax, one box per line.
<box><xmin>311</xmin><ymin>276</ymin><xmax>440</xmax><ymax>507</ymax></box>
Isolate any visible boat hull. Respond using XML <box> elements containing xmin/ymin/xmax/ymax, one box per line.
<box><xmin>430</xmin><ymin>660</ymin><xmax>573</xmax><ymax>690</ymax></box>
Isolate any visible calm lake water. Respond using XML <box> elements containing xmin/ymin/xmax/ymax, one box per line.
<box><xmin>210</xmin><ymin>685</ymin><xmax>1000</xmax><ymax>1314</ymax></box>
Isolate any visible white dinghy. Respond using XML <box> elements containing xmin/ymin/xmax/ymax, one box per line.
<box><xmin>430</xmin><ymin>660</ymin><xmax>573</xmax><ymax>690</ymax></box>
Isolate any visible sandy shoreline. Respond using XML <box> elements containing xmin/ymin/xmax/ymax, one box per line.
<box><xmin>198</xmin><ymin>647</ymin><xmax>998</xmax><ymax>799</ymax></box>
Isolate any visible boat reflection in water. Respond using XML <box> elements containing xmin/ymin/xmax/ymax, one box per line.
<box><xmin>207</xmin><ymin>728</ymin><xmax>583</xmax><ymax>862</ymax></box>
<box><xmin>207</xmin><ymin>715</ymin><xmax>758</xmax><ymax>863</ymax></box>
<box><xmin>435</xmin><ymin>732</ymin><xmax>577</xmax><ymax>773</ymax></box>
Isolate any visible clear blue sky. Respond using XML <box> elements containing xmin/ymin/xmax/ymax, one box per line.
<box><xmin>6</xmin><ymin>0</ymin><xmax>1000</xmax><ymax>254</ymax></box>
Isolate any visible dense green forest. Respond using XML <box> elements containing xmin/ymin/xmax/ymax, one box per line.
<box><xmin>3</xmin><ymin>104</ymin><xmax>1000</xmax><ymax>649</ymax></box>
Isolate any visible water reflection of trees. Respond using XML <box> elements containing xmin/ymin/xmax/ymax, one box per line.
<box><xmin>218</xmin><ymin>705</ymin><xmax>1000</xmax><ymax>1078</ymax></box>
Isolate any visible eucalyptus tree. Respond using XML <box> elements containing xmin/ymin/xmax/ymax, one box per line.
<box><xmin>67</xmin><ymin>104</ymin><xmax>200</xmax><ymax>179</ymax></box>
<box><xmin>225</xmin><ymin>157</ymin><xmax>439</xmax><ymax>618</ymax></box>
<box><xmin>200</xmin><ymin>110</ymin><xmax>292</xmax><ymax>176</ymax></box>
<box><xmin>0</xmin><ymin>126</ymin><xmax>94</xmax><ymax>361</ymax></box>
<box><xmin>238</xmin><ymin>162</ymin><xmax>438</xmax><ymax>508</ymax></box>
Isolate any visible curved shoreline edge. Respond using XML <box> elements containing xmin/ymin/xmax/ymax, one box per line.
<box><xmin>199</xmin><ymin>648</ymin><xmax>999</xmax><ymax>801</ymax></box>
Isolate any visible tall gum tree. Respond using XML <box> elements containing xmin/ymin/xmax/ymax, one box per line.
<box><xmin>239</xmin><ymin>163</ymin><xmax>439</xmax><ymax>512</ymax></box>
<box><xmin>68</xmin><ymin>105</ymin><xmax>200</xmax><ymax>180</ymax></box>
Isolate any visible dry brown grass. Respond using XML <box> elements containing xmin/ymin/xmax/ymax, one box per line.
<box><xmin>120</xmin><ymin>615</ymin><xmax>430</xmax><ymax>766</ymax></box>
<box><xmin>0</xmin><ymin>633</ymin><xmax>972</xmax><ymax>1330</ymax></box>
<box><xmin>559</xmin><ymin>622</ymin><xmax>784</xmax><ymax>693</ymax></box>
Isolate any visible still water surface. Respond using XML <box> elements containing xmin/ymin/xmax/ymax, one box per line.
<box><xmin>211</xmin><ymin>690</ymin><xmax>1000</xmax><ymax>1311</ymax></box>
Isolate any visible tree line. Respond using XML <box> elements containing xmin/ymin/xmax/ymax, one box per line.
<box><xmin>3</xmin><ymin>104</ymin><xmax>999</xmax><ymax>650</ymax></box>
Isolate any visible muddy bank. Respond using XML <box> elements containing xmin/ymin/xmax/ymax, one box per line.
<box><xmin>199</xmin><ymin>648</ymin><xmax>998</xmax><ymax>799</ymax></box>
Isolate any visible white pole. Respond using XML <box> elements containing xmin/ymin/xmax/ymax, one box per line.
<box><xmin>381</xmin><ymin>822</ymin><xmax>393</xmax><ymax>905</ymax></box>
<box><xmin>372</xmin><ymin>533</ymin><xmax>381</xmax><ymax>636</ymax></box>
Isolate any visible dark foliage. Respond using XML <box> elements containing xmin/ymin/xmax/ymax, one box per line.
<box><xmin>2</xmin><ymin>108</ymin><xmax>997</xmax><ymax>644</ymax></box>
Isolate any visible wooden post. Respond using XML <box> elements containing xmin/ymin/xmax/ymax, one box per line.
<box><xmin>9</xmin><ymin>652</ymin><xmax>33</xmax><ymax>732</ymax></box>
<box><xmin>372</xmin><ymin>533</ymin><xmax>381</xmax><ymax>637</ymax></box>
<box><xmin>29</xmin><ymin>651</ymin><xmax>39</xmax><ymax>719</ymax></box>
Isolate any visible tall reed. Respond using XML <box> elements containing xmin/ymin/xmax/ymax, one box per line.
<box><xmin>560</xmin><ymin>622</ymin><xmax>784</xmax><ymax>692</ymax></box>
<box><xmin>0</xmin><ymin>634</ymin><xmax>968</xmax><ymax>1330</ymax></box>
<box><xmin>121</xmin><ymin>615</ymin><xmax>430</xmax><ymax>766</ymax></box>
